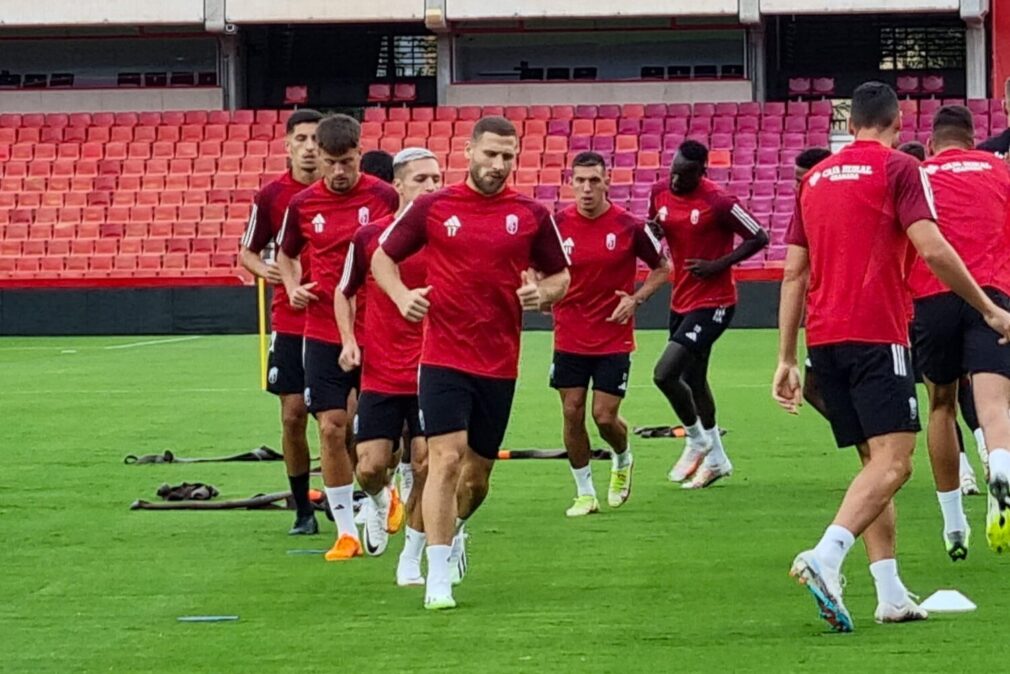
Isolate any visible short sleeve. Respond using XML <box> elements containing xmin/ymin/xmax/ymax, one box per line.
<box><xmin>380</xmin><ymin>198</ymin><xmax>429</xmax><ymax>262</ymax></box>
<box><xmin>888</xmin><ymin>153</ymin><xmax>938</xmax><ymax>229</ymax></box>
<box><xmin>718</xmin><ymin>195</ymin><xmax>766</xmax><ymax>240</ymax></box>
<box><xmin>632</xmin><ymin>219</ymin><xmax>664</xmax><ymax>269</ymax></box>
<box><xmin>530</xmin><ymin>209</ymin><xmax>570</xmax><ymax>275</ymax></box>
<box><xmin>339</xmin><ymin>227</ymin><xmax>373</xmax><ymax>298</ymax></box>
<box><xmin>277</xmin><ymin>204</ymin><xmax>306</xmax><ymax>258</ymax></box>
<box><xmin>241</xmin><ymin>189</ymin><xmax>274</xmax><ymax>254</ymax></box>
<box><xmin>784</xmin><ymin>191</ymin><xmax>808</xmax><ymax>248</ymax></box>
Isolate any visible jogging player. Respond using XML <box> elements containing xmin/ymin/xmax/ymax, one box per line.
<box><xmin>550</xmin><ymin>151</ymin><xmax>668</xmax><ymax>516</ymax></box>
<box><xmin>238</xmin><ymin>108</ymin><xmax>323</xmax><ymax>535</ymax></box>
<box><xmin>650</xmin><ymin>140</ymin><xmax>769</xmax><ymax>488</ymax></box>
<box><xmin>373</xmin><ymin>116</ymin><xmax>570</xmax><ymax>610</ymax></box>
<box><xmin>773</xmin><ymin>82</ymin><xmax>1010</xmax><ymax>631</ymax></box>
<box><xmin>276</xmin><ymin>114</ymin><xmax>398</xmax><ymax>561</ymax></box>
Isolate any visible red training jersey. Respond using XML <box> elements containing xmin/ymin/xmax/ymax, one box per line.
<box><xmin>786</xmin><ymin>140</ymin><xmax>937</xmax><ymax>347</ymax></box>
<box><xmin>241</xmin><ymin>172</ymin><xmax>312</xmax><ymax>336</ymax></box>
<box><xmin>278</xmin><ymin>175</ymin><xmax>398</xmax><ymax>345</ymax></box>
<box><xmin>649</xmin><ymin>178</ymin><xmax>766</xmax><ymax>313</ymax></box>
<box><xmin>552</xmin><ymin>203</ymin><xmax>664</xmax><ymax>355</ymax></box>
<box><xmin>380</xmin><ymin>182</ymin><xmax>570</xmax><ymax>379</ymax></box>
<box><xmin>907</xmin><ymin>148</ymin><xmax>1010</xmax><ymax>299</ymax></box>
<box><xmin>339</xmin><ymin>215</ymin><xmax>427</xmax><ymax>395</ymax></box>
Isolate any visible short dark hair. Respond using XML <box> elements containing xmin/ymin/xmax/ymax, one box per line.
<box><xmin>897</xmin><ymin>141</ymin><xmax>927</xmax><ymax>161</ymax></box>
<box><xmin>850</xmin><ymin>81</ymin><xmax>899</xmax><ymax>131</ymax></box>
<box><xmin>286</xmin><ymin>109</ymin><xmax>323</xmax><ymax>134</ymax></box>
<box><xmin>932</xmin><ymin>105</ymin><xmax>975</xmax><ymax>148</ymax></box>
<box><xmin>795</xmin><ymin>147</ymin><xmax>832</xmax><ymax>170</ymax></box>
<box><xmin>571</xmin><ymin>151</ymin><xmax>607</xmax><ymax>171</ymax></box>
<box><xmin>361</xmin><ymin>150</ymin><xmax>394</xmax><ymax>183</ymax></box>
<box><xmin>316</xmin><ymin>114</ymin><xmax>360</xmax><ymax>156</ymax></box>
<box><xmin>677</xmin><ymin>140</ymin><xmax>709</xmax><ymax>164</ymax></box>
<box><xmin>472</xmin><ymin>116</ymin><xmax>517</xmax><ymax>141</ymax></box>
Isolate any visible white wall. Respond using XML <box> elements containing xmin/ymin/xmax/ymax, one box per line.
<box><xmin>445</xmin><ymin>81</ymin><xmax>752</xmax><ymax>105</ymax></box>
<box><xmin>224</xmin><ymin>0</ymin><xmax>423</xmax><ymax>22</ymax></box>
<box><xmin>0</xmin><ymin>1</ymin><xmax>205</xmax><ymax>26</ymax></box>
<box><xmin>445</xmin><ymin>0</ymin><xmax>737</xmax><ymax>19</ymax></box>
<box><xmin>0</xmin><ymin>88</ymin><xmax>224</xmax><ymax>113</ymax></box>
<box><xmin>761</xmin><ymin>0</ymin><xmax>957</xmax><ymax>12</ymax></box>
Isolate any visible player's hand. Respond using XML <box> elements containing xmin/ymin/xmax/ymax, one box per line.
<box><xmin>685</xmin><ymin>258</ymin><xmax>725</xmax><ymax>279</ymax></box>
<box><xmin>396</xmin><ymin>286</ymin><xmax>432</xmax><ymax>323</ymax></box>
<box><xmin>289</xmin><ymin>282</ymin><xmax>319</xmax><ymax>309</ymax></box>
<box><xmin>983</xmin><ymin>305</ymin><xmax>1010</xmax><ymax>345</ymax></box>
<box><xmin>517</xmin><ymin>270</ymin><xmax>543</xmax><ymax>311</ymax></box>
<box><xmin>264</xmin><ymin>263</ymin><xmax>283</xmax><ymax>285</ymax></box>
<box><xmin>338</xmin><ymin>342</ymin><xmax>361</xmax><ymax>372</ymax></box>
<box><xmin>606</xmin><ymin>291</ymin><xmax>639</xmax><ymax>324</ymax></box>
<box><xmin>772</xmin><ymin>361</ymin><xmax>803</xmax><ymax>415</ymax></box>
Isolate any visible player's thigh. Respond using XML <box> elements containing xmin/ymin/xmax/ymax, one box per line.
<box><xmin>912</xmin><ymin>293</ymin><xmax>964</xmax><ymax>386</ymax></box>
<box><xmin>418</xmin><ymin>365</ymin><xmax>474</xmax><ymax>439</ymax></box>
<box><xmin>267</xmin><ymin>332</ymin><xmax>306</xmax><ymax>396</ymax></box>
<box><xmin>808</xmin><ymin>346</ymin><xmax>869</xmax><ymax>449</ymax></box>
<box><xmin>669</xmin><ymin>305</ymin><xmax>735</xmax><ymax>354</ymax></box>
<box><xmin>846</xmin><ymin>344</ymin><xmax>921</xmax><ymax>444</ymax></box>
<box><xmin>550</xmin><ymin>351</ymin><xmax>594</xmax><ymax>393</ymax></box>
<box><xmin>355</xmin><ymin>391</ymin><xmax>410</xmax><ymax>444</ymax></box>
<box><xmin>303</xmin><ymin>338</ymin><xmax>356</xmax><ymax>415</ymax></box>
<box><xmin>557</xmin><ymin>386</ymin><xmax>589</xmax><ymax>421</ymax></box>
<box><xmin>468</xmin><ymin>375</ymin><xmax>518</xmax><ymax>461</ymax></box>
<box><xmin>963</xmin><ymin>288</ymin><xmax>1010</xmax><ymax>380</ymax></box>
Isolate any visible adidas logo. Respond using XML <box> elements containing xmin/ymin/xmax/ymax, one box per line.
<box><xmin>443</xmin><ymin>215</ymin><xmax>462</xmax><ymax>237</ymax></box>
<box><xmin>312</xmin><ymin>213</ymin><xmax>325</xmax><ymax>233</ymax></box>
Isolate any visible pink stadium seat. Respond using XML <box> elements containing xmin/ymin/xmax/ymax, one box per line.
<box><xmin>552</xmin><ymin>106</ymin><xmax>575</xmax><ymax>120</ymax></box>
<box><xmin>644</xmin><ymin>104</ymin><xmax>667</xmax><ymax>118</ymax></box>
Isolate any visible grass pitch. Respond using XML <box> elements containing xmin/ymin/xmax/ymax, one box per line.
<box><xmin>1</xmin><ymin>330</ymin><xmax>1005</xmax><ymax>673</ymax></box>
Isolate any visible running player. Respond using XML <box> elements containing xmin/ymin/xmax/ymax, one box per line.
<box><xmin>373</xmin><ymin>116</ymin><xmax>570</xmax><ymax>610</ymax></box>
<box><xmin>650</xmin><ymin>140</ymin><xmax>769</xmax><ymax>488</ymax></box>
<box><xmin>335</xmin><ymin>148</ymin><xmax>441</xmax><ymax>583</ymax></box>
<box><xmin>276</xmin><ymin>114</ymin><xmax>398</xmax><ymax>561</ymax></box>
<box><xmin>910</xmin><ymin>105</ymin><xmax>1010</xmax><ymax>555</ymax></box>
<box><xmin>550</xmin><ymin>151</ymin><xmax>668</xmax><ymax>516</ymax></box>
<box><xmin>238</xmin><ymin>108</ymin><xmax>323</xmax><ymax>535</ymax></box>
<box><xmin>773</xmin><ymin>82</ymin><xmax>1010</xmax><ymax>631</ymax></box>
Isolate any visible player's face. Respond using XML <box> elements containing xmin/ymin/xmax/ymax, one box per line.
<box><xmin>465</xmin><ymin>132</ymin><xmax>517</xmax><ymax>195</ymax></box>
<box><xmin>320</xmin><ymin>148</ymin><xmax>361</xmax><ymax>194</ymax></box>
<box><xmin>669</xmin><ymin>153</ymin><xmax>705</xmax><ymax>195</ymax></box>
<box><xmin>395</xmin><ymin>158</ymin><xmax>442</xmax><ymax>204</ymax></box>
<box><xmin>285</xmin><ymin>122</ymin><xmax>319</xmax><ymax>174</ymax></box>
<box><xmin>572</xmin><ymin>164</ymin><xmax>609</xmax><ymax>214</ymax></box>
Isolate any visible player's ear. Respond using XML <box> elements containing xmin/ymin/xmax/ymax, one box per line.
<box><xmin>464</xmin><ymin>140</ymin><xmax>473</xmax><ymax>162</ymax></box>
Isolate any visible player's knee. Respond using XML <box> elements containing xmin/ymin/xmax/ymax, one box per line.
<box><xmin>592</xmin><ymin>406</ymin><xmax>618</xmax><ymax>430</ymax></box>
<box><xmin>562</xmin><ymin>398</ymin><xmax>586</xmax><ymax>423</ymax></box>
<box><xmin>317</xmin><ymin>416</ymin><xmax>347</xmax><ymax>448</ymax></box>
<box><xmin>356</xmin><ymin>453</ymin><xmax>385</xmax><ymax>484</ymax></box>
<box><xmin>886</xmin><ymin>453</ymin><xmax>914</xmax><ymax>485</ymax></box>
<box><xmin>281</xmin><ymin>408</ymin><xmax>307</xmax><ymax>436</ymax></box>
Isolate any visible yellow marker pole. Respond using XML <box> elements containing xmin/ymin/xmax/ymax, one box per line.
<box><xmin>257</xmin><ymin>276</ymin><xmax>268</xmax><ymax>390</ymax></box>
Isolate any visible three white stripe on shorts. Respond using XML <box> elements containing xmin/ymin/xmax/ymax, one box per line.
<box><xmin>891</xmin><ymin>344</ymin><xmax>907</xmax><ymax>377</ymax></box>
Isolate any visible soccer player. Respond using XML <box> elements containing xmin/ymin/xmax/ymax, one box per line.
<box><xmin>373</xmin><ymin>116</ymin><xmax>570</xmax><ymax>610</ymax></box>
<box><xmin>650</xmin><ymin>140</ymin><xmax>769</xmax><ymax>489</ymax></box>
<box><xmin>909</xmin><ymin>105</ymin><xmax>1010</xmax><ymax>555</ymax></box>
<box><xmin>335</xmin><ymin>148</ymin><xmax>441</xmax><ymax>582</ymax></box>
<box><xmin>550</xmin><ymin>151</ymin><xmax>668</xmax><ymax>516</ymax></box>
<box><xmin>238</xmin><ymin>108</ymin><xmax>323</xmax><ymax>535</ymax></box>
<box><xmin>773</xmin><ymin>82</ymin><xmax>1010</xmax><ymax>631</ymax></box>
<box><xmin>276</xmin><ymin>114</ymin><xmax>398</xmax><ymax>561</ymax></box>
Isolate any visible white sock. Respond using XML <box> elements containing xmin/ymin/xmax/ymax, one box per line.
<box><xmin>571</xmin><ymin>465</ymin><xmax>596</xmax><ymax>497</ymax></box>
<box><xmin>958</xmin><ymin>452</ymin><xmax>974</xmax><ymax>477</ymax></box>
<box><xmin>936</xmin><ymin>489</ymin><xmax>968</xmax><ymax>534</ymax></box>
<box><xmin>613</xmin><ymin>448</ymin><xmax>633</xmax><ymax>470</ymax></box>
<box><xmin>685</xmin><ymin>420</ymin><xmax>705</xmax><ymax>443</ymax></box>
<box><xmin>812</xmin><ymin>524</ymin><xmax>855</xmax><ymax>572</ymax></box>
<box><xmin>975</xmin><ymin>428</ymin><xmax>988</xmax><ymax>455</ymax></box>
<box><xmin>401</xmin><ymin>526</ymin><xmax>426</xmax><ymax>564</ymax></box>
<box><xmin>425</xmin><ymin>544</ymin><xmax>452</xmax><ymax>599</ymax></box>
<box><xmin>869</xmin><ymin>558</ymin><xmax>909</xmax><ymax>606</ymax></box>
<box><xmin>704</xmin><ymin>426</ymin><xmax>728</xmax><ymax>467</ymax></box>
<box><xmin>989</xmin><ymin>448</ymin><xmax>1010</xmax><ymax>478</ymax></box>
<box><xmin>369</xmin><ymin>486</ymin><xmax>390</xmax><ymax>509</ymax></box>
<box><xmin>325</xmin><ymin>485</ymin><xmax>358</xmax><ymax>540</ymax></box>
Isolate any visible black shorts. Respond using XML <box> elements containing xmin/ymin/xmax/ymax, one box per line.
<box><xmin>808</xmin><ymin>343</ymin><xmax>921</xmax><ymax>448</ymax></box>
<box><xmin>266</xmin><ymin>332</ymin><xmax>305</xmax><ymax>396</ymax></box>
<box><xmin>549</xmin><ymin>351</ymin><xmax>631</xmax><ymax>398</ymax></box>
<box><xmin>669</xmin><ymin>305</ymin><xmax>735</xmax><ymax>355</ymax></box>
<box><xmin>303</xmin><ymin>338</ymin><xmax>361</xmax><ymax>416</ymax></box>
<box><xmin>912</xmin><ymin>288</ymin><xmax>1010</xmax><ymax>385</ymax></box>
<box><xmin>418</xmin><ymin>365</ymin><xmax>516</xmax><ymax>460</ymax></box>
<box><xmin>353</xmin><ymin>391</ymin><xmax>423</xmax><ymax>443</ymax></box>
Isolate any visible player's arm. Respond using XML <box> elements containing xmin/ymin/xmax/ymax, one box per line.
<box><xmin>374</xmin><ymin>202</ymin><xmax>431</xmax><ymax>323</ymax></box>
<box><xmin>238</xmin><ymin>194</ymin><xmax>283</xmax><ymax>284</ymax></box>
<box><xmin>335</xmin><ymin>235</ymin><xmax>369</xmax><ymax>371</ymax></box>
<box><xmin>772</xmin><ymin>203</ymin><xmax>808</xmax><ymax>414</ymax></box>
<box><xmin>520</xmin><ymin>212</ymin><xmax>571</xmax><ymax>311</ymax></box>
<box><xmin>687</xmin><ymin>200</ymin><xmax>769</xmax><ymax>279</ymax></box>
<box><xmin>276</xmin><ymin>207</ymin><xmax>317</xmax><ymax>309</ymax></box>
<box><xmin>608</xmin><ymin>222</ymin><xmax>671</xmax><ymax>324</ymax></box>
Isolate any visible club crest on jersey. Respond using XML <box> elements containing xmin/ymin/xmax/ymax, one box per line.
<box><xmin>506</xmin><ymin>214</ymin><xmax>519</xmax><ymax>235</ymax></box>
<box><xmin>443</xmin><ymin>215</ymin><xmax>462</xmax><ymax>237</ymax></box>
<box><xmin>358</xmin><ymin>207</ymin><xmax>370</xmax><ymax>225</ymax></box>
<box><xmin>657</xmin><ymin>206</ymin><xmax>668</xmax><ymax>222</ymax></box>
<box><xmin>690</xmin><ymin>209</ymin><xmax>700</xmax><ymax>225</ymax></box>
<box><xmin>562</xmin><ymin>237</ymin><xmax>575</xmax><ymax>257</ymax></box>
<box><xmin>605</xmin><ymin>233</ymin><xmax>616</xmax><ymax>250</ymax></box>
<box><xmin>312</xmin><ymin>214</ymin><xmax>325</xmax><ymax>233</ymax></box>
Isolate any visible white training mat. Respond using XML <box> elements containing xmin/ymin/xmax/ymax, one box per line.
<box><xmin>920</xmin><ymin>590</ymin><xmax>977</xmax><ymax>613</ymax></box>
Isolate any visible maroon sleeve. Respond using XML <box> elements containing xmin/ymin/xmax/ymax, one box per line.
<box><xmin>717</xmin><ymin>194</ymin><xmax>766</xmax><ymax>240</ymax></box>
<box><xmin>339</xmin><ymin>226</ymin><xmax>374</xmax><ymax>298</ymax></box>
<box><xmin>530</xmin><ymin>208</ymin><xmax>570</xmax><ymax>275</ymax></box>
<box><xmin>240</xmin><ymin>188</ymin><xmax>274</xmax><ymax>253</ymax></box>
<box><xmin>888</xmin><ymin>152</ymin><xmax>938</xmax><ymax>229</ymax></box>
<box><xmin>380</xmin><ymin>197</ymin><xmax>429</xmax><ymax>262</ymax></box>
<box><xmin>784</xmin><ymin>191</ymin><xmax>808</xmax><ymax>247</ymax></box>
<box><xmin>631</xmin><ymin>216</ymin><xmax>664</xmax><ymax>269</ymax></box>
<box><xmin>647</xmin><ymin>183</ymin><xmax>663</xmax><ymax>221</ymax></box>
<box><xmin>378</xmin><ymin>182</ymin><xmax>399</xmax><ymax>215</ymax></box>
<box><xmin>277</xmin><ymin>201</ymin><xmax>306</xmax><ymax>258</ymax></box>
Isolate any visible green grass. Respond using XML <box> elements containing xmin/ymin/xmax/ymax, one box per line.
<box><xmin>1</xmin><ymin>330</ymin><xmax>1006</xmax><ymax>673</ymax></box>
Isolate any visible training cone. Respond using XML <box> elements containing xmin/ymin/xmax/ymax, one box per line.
<box><xmin>920</xmin><ymin>590</ymin><xmax>977</xmax><ymax>613</ymax></box>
